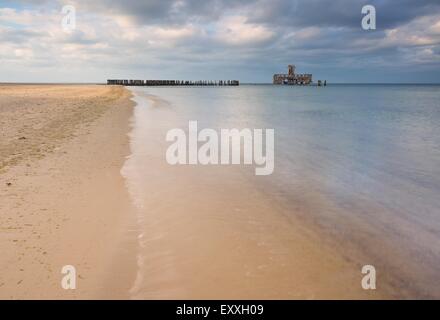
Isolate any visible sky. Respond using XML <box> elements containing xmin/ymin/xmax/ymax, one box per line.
<box><xmin>1</xmin><ymin>0</ymin><xmax>440</xmax><ymax>83</ymax></box>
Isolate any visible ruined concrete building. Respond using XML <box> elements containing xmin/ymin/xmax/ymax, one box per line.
<box><xmin>273</xmin><ymin>65</ymin><xmax>312</xmax><ymax>85</ymax></box>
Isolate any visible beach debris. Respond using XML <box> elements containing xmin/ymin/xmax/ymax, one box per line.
<box><xmin>18</xmin><ymin>136</ymin><xmax>26</xmax><ymax>140</ymax></box>
<box><xmin>6</xmin><ymin>182</ymin><xmax>12</xmax><ymax>186</ymax></box>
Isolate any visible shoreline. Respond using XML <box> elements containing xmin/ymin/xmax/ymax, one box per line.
<box><xmin>0</xmin><ymin>85</ymin><xmax>136</xmax><ymax>298</ymax></box>
<box><xmin>122</xmin><ymin>88</ymin><xmax>394</xmax><ymax>299</ymax></box>
<box><xmin>0</xmin><ymin>84</ymin><xmax>400</xmax><ymax>299</ymax></box>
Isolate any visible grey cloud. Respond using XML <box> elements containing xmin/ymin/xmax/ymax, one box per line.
<box><xmin>62</xmin><ymin>30</ymin><xmax>101</xmax><ymax>45</ymax></box>
<box><xmin>72</xmin><ymin>0</ymin><xmax>251</xmax><ymax>25</ymax></box>
<box><xmin>248</xmin><ymin>0</ymin><xmax>440</xmax><ymax>29</ymax></box>
<box><xmin>0</xmin><ymin>27</ymin><xmax>47</xmax><ymax>43</ymax></box>
<box><xmin>65</xmin><ymin>0</ymin><xmax>440</xmax><ymax>30</ymax></box>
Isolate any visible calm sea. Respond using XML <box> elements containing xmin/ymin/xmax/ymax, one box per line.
<box><xmin>124</xmin><ymin>84</ymin><xmax>440</xmax><ymax>298</ymax></box>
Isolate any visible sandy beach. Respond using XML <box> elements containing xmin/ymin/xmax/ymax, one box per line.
<box><xmin>2</xmin><ymin>0</ymin><xmax>440</xmax><ymax>306</ymax></box>
<box><xmin>0</xmin><ymin>84</ymin><xmax>397</xmax><ymax>299</ymax></box>
<box><xmin>0</xmin><ymin>85</ymin><xmax>136</xmax><ymax>299</ymax></box>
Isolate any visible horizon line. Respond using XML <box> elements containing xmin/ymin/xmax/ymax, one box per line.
<box><xmin>1</xmin><ymin>82</ymin><xmax>440</xmax><ymax>85</ymax></box>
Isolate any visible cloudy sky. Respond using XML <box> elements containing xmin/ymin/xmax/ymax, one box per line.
<box><xmin>1</xmin><ymin>0</ymin><xmax>440</xmax><ymax>83</ymax></box>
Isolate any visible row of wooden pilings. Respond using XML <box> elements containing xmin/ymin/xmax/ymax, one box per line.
<box><xmin>107</xmin><ymin>79</ymin><xmax>239</xmax><ymax>86</ymax></box>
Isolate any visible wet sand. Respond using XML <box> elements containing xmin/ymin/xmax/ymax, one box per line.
<box><xmin>123</xmin><ymin>89</ymin><xmax>393</xmax><ymax>299</ymax></box>
<box><xmin>0</xmin><ymin>85</ymin><xmax>136</xmax><ymax>299</ymax></box>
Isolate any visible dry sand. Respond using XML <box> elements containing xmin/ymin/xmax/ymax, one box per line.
<box><xmin>0</xmin><ymin>85</ymin><xmax>136</xmax><ymax>299</ymax></box>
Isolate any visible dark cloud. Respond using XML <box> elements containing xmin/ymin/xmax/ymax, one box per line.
<box><xmin>67</xmin><ymin>0</ymin><xmax>440</xmax><ymax>29</ymax></box>
<box><xmin>248</xmin><ymin>0</ymin><xmax>440</xmax><ymax>29</ymax></box>
<box><xmin>73</xmin><ymin>0</ymin><xmax>252</xmax><ymax>25</ymax></box>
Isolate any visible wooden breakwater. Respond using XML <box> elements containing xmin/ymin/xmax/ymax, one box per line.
<box><xmin>107</xmin><ymin>79</ymin><xmax>239</xmax><ymax>86</ymax></box>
